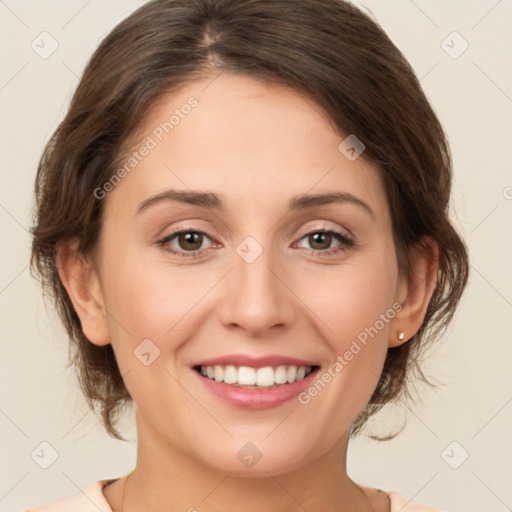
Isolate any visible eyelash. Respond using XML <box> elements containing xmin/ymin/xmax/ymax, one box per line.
<box><xmin>157</xmin><ymin>227</ymin><xmax>355</xmax><ymax>258</ymax></box>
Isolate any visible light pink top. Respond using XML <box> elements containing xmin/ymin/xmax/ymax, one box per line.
<box><xmin>24</xmin><ymin>479</ymin><xmax>446</xmax><ymax>511</ymax></box>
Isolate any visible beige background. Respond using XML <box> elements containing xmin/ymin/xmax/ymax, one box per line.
<box><xmin>1</xmin><ymin>1</ymin><xmax>511</xmax><ymax>511</ymax></box>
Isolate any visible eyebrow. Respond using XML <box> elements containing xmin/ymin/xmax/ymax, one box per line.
<box><xmin>136</xmin><ymin>189</ymin><xmax>375</xmax><ymax>219</ymax></box>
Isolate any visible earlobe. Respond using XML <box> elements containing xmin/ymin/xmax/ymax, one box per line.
<box><xmin>389</xmin><ymin>236</ymin><xmax>439</xmax><ymax>348</ymax></box>
<box><xmin>56</xmin><ymin>240</ymin><xmax>110</xmax><ymax>346</ymax></box>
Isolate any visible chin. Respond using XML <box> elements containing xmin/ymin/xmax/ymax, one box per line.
<box><xmin>194</xmin><ymin>436</ymin><xmax>313</xmax><ymax>478</ymax></box>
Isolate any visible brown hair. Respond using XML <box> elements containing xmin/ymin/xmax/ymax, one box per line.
<box><xmin>30</xmin><ymin>0</ymin><xmax>469</xmax><ymax>441</ymax></box>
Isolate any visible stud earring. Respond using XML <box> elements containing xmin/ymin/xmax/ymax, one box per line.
<box><xmin>397</xmin><ymin>331</ymin><xmax>405</xmax><ymax>341</ymax></box>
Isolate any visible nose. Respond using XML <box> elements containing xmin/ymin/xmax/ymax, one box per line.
<box><xmin>217</xmin><ymin>241</ymin><xmax>297</xmax><ymax>337</ymax></box>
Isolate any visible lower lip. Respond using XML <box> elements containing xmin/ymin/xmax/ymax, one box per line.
<box><xmin>193</xmin><ymin>368</ymin><xmax>319</xmax><ymax>410</ymax></box>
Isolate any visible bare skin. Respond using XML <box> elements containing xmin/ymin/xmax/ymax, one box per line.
<box><xmin>59</xmin><ymin>73</ymin><xmax>438</xmax><ymax>511</ymax></box>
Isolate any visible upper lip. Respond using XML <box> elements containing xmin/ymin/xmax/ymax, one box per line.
<box><xmin>192</xmin><ymin>354</ymin><xmax>320</xmax><ymax>369</ymax></box>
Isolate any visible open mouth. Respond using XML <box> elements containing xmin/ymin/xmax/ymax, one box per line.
<box><xmin>193</xmin><ymin>364</ymin><xmax>321</xmax><ymax>389</ymax></box>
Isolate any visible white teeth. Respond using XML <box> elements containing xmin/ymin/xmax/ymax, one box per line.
<box><xmin>214</xmin><ymin>365</ymin><xmax>224</xmax><ymax>382</ymax></box>
<box><xmin>274</xmin><ymin>365</ymin><xmax>288</xmax><ymax>384</ymax></box>
<box><xmin>286</xmin><ymin>366</ymin><xmax>297</xmax><ymax>383</ymax></box>
<box><xmin>223</xmin><ymin>365</ymin><xmax>238</xmax><ymax>384</ymax></box>
<box><xmin>256</xmin><ymin>367</ymin><xmax>275</xmax><ymax>386</ymax></box>
<box><xmin>197</xmin><ymin>364</ymin><xmax>315</xmax><ymax>387</ymax></box>
<box><xmin>238</xmin><ymin>366</ymin><xmax>256</xmax><ymax>385</ymax></box>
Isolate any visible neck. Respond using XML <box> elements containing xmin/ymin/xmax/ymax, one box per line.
<box><xmin>118</xmin><ymin>411</ymin><xmax>377</xmax><ymax>512</ymax></box>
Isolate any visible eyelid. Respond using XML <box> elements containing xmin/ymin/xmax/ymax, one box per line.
<box><xmin>294</xmin><ymin>220</ymin><xmax>353</xmax><ymax>239</ymax></box>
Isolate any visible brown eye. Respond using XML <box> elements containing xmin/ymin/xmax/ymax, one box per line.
<box><xmin>296</xmin><ymin>229</ymin><xmax>354</xmax><ymax>255</ymax></box>
<box><xmin>308</xmin><ymin>232</ymin><xmax>333</xmax><ymax>250</ymax></box>
<box><xmin>177</xmin><ymin>231</ymin><xmax>204</xmax><ymax>251</ymax></box>
<box><xmin>158</xmin><ymin>229</ymin><xmax>214</xmax><ymax>258</ymax></box>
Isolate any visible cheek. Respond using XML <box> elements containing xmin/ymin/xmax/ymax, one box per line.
<box><xmin>307</xmin><ymin>250</ymin><xmax>398</xmax><ymax>349</ymax></box>
<box><xmin>297</xmin><ymin>250</ymin><xmax>398</xmax><ymax>414</ymax></box>
<box><xmin>98</xmin><ymin>244</ymin><xmax>215</xmax><ymax>355</ymax></box>
<box><xmin>98</xmin><ymin>254</ymin><xmax>210</xmax><ymax>414</ymax></box>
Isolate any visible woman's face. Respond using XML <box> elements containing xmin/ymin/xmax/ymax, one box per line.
<box><xmin>89</xmin><ymin>73</ymin><xmax>404</xmax><ymax>475</ymax></box>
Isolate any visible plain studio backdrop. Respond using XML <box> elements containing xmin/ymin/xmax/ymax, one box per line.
<box><xmin>0</xmin><ymin>1</ymin><xmax>511</xmax><ymax>511</ymax></box>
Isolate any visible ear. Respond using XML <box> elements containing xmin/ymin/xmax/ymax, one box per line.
<box><xmin>389</xmin><ymin>236</ymin><xmax>439</xmax><ymax>348</ymax></box>
<box><xmin>57</xmin><ymin>239</ymin><xmax>110</xmax><ymax>346</ymax></box>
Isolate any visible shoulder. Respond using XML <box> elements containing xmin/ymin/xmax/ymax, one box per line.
<box><xmin>388</xmin><ymin>491</ymin><xmax>447</xmax><ymax>512</ymax></box>
<box><xmin>23</xmin><ymin>479</ymin><xmax>114</xmax><ymax>512</ymax></box>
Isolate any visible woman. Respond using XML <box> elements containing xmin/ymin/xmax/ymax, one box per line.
<box><xmin>27</xmin><ymin>0</ymin><xmax>469</xmax><ymax>510</ymax></box>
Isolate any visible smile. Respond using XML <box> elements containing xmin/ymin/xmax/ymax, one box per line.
<box><xmin>191</xmin><ymin>356</ymin><xmax>321</xmax><ymax>410</ymax></box>
<box><xmin>194</xmin><ymin>364</ymin><xmax>317</xmax><ymax>389</ymax></box>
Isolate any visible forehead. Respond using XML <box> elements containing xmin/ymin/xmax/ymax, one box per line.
<box><xmin>108</xmin><ymin>72</ymin><xmax>389</xmax><ymax>219</ymax></box>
